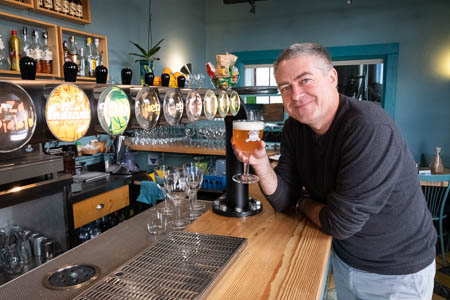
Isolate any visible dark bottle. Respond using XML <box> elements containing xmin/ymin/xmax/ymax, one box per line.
<box><xmin>161</xmin><ymin>73</ymin><xmax>170</xmax><ymax>87</ymax></box>
<box><xmin>144</xmin><ymin>72</ymin><xmax>154</xmax><ymax>85</ymax></box>
<box><xmin>177</xmin><ymin>75</ymin><xmax>186</xmax><ymax>88</ymax></box>
<box><xmin>63</xmin><ymin>61</ymin><xmax>78</xmax><ymax>82</ymax></box>
<box><xmin>19</xmin><ymin>56</ymin><xmax>36</xmax><ymax>80</ymax></box>
<box><xmin>95</xmin><ymin>65</ymin><xmax>108</xmax><ymax>84</ymax></box>
<box><xmin>121</xmin><ymin>67</ymin><xmax>132</xmax><ymax>85</ymax></box>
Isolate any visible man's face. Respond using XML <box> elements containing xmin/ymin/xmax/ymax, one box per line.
<box><xmin>275</xmin><ymin>54</ymin><xmax>339</xmax><ymax>132</ymax></box>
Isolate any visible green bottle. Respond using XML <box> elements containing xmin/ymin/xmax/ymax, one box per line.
<box><xmin>9</xmin><ymin>30</ymin><xmax>21</xmax><ymax>72</ymax></box>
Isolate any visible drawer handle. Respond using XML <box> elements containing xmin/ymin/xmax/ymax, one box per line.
<box><xmin>96</xmin><ymin>203</ymin><xmax>104</xmax><ymax>210</ymax></box>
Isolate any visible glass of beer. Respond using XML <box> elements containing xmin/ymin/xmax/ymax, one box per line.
<box><xmin>232</xmin><ymin>120</ymin><xmax>264</xmax><ymax>184</ymax></box>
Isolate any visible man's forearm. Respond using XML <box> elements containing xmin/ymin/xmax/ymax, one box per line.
<box><xmin>253</xmin><ymin>158</ymin><xmax>278</xmax><ymax>196</ymax></box>
<box><xmin>298</xmin><ymin>197</ymin><xmax>325</xmax><ymax>229</ymax></box>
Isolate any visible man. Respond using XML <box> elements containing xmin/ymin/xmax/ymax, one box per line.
<box><xmin>233</xmin><ymin>43</ymin><xmax>436</xmax><ymax>299</ymax></box>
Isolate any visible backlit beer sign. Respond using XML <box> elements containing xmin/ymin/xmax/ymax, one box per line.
<box><xmin>0</xmin><ymin>81</ymin><xmax>36</xmax><ymax>153</ymax></box>
<box><xmin>45</xmin><ymin>84</ymin><xmax>91</xmax><ymax>142</ymax></box>
<box><xmin>97</xmin><ymin>86</ymin><xmax>130</xmax><ymax>135</ymax></box>
<box><xmin>163</xmin><ymin>88</ymin><xmax>183</xmax><ymax>126</ymax></box>
<box><xmin>135</xmin><ymin>86</ymin><xmax>160</xmax><ymax>130</ymax></box>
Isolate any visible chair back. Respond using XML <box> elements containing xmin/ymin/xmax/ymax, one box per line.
<box><xmin>419</xmin><ymin>174</ymin><xmax>450</xmax><ymax>218</ymax></box>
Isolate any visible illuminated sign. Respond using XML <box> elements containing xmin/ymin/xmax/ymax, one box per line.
<box><xmin>135</xmin><ymin>87</ymin><xmax>161</xmax><ymax>130</ymax></box>
<box><xmin>45</xmin><ymin>84</ymin><xmax>91</xmax><ymax>142</ymax></box>
<box><xmin>97</xmin><ymin>86</ymin><xmax>130</xmax><ymax>135</ymax></box>
<box><xmin>230</xmin><ymin>90</ymin><xmax>241</xmax><ymax>116</ymax></box>
<box><xmin>163</xmin><ymin>88</ymin><xmax>183</xmax><ymax>126</ymax></box>
<box><xmin>218</xmin><ymin>90</ymin><xmax>230</xmax><ymax>118</ymax></box>
<box><xmin>0</xmin><ymin>81</ymin><xmax>36</xmax><ymax>153</ymax></box>
<box><xmin>204</xmin><ymin>89</ymin><xmax>218</xmax><ymax>120</ymax></box>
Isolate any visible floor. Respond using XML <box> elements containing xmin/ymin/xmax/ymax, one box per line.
<box><xmin>324</xmin><ymin>252</ymin><xmax>450</xmax><ymax>300</ymax></box>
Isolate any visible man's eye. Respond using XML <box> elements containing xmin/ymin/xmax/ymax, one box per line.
<box><xmin>280</xmin><ymin>86</ymin><xmax>291</xmax><ymax>93</ymax></box>
<box><xmin>301</xmin><ymin>78</ymin><xmax>311</xmax><ymax>84</ymax></box>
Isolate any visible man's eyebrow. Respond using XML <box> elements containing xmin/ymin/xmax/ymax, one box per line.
<box><xmin>277</xmin><ymin>72</ymin><xmax>312</xmax><ymax>87</ymax></box>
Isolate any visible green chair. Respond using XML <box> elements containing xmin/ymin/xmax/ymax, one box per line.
<box><xmin>419</xmin><ymin>174</ymin><xmax>450</xmax><ymax>265</ymax></box>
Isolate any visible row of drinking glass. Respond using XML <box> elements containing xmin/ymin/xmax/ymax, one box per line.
<box><xmin>147</xmin><ymin>162</ymin><xmax>205</xmax><ymax>234</ymax></box>
<box><xmin>0</xmin><ymin>225</ymin><xmax>57</xmax><ymax>275</ymax></box>
<box><xmin>132</xmin><ymin>121</ymin><xmax>226</xmax><ymax>149</ymax></box>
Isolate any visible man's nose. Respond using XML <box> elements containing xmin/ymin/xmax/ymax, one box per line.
<box><xmin>291</xmin><ymin>84</ymin><xmax>304</xmax><ymax>101</ymax></box>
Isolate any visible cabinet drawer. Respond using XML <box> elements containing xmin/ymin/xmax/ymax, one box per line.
<box><xmin>73</xmin><ymin>185</ymin><xmax>129</xmax><ymax>229</ymax></box>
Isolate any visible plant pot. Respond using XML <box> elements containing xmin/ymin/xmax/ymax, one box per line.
<box><xmin>140</xmin><ymin>60</ymin><xmax>154</xmax><ymax>86</ymax></box>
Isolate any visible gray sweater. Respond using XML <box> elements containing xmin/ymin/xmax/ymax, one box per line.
<box><xmin>266</xmin><ymin>94</ymin><xmax>436</xmax><ymax>275</ymax></box>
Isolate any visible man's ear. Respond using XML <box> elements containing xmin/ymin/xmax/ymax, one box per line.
<box><xmin>329</xmin><ymin>68</ymin><xmax>338</xmax><ymax>88</ymax></box>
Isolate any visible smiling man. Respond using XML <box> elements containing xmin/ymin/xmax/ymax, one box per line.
<box><xmin>232</xmin><ymin>43</ymin><xmax>436</xmax><ymax>299</ymax></box>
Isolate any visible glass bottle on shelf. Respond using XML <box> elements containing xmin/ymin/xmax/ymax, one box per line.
<box><xmin>31</xmin><ymin>29</ymin><xmax>43</xmax><ymax>74</ymax></box>
<box><xmin>68</xmin><ymin>35</ymin><xmax>79</xmax><ymax>69</ymax></box>
<box><xmin>430</xmin><ymin>147</ymin><xmax>445</xmax><ymax>174</ymax></box>
<box><xmin>9</xmin><ymin>30</ymin><xmax>20</xmax><ymax>72</ymax></box>
<box><xmin>38</xmin><ymin>0</ymin><xmax>43</xmax><ymax>8</ymax></box>
<box><xmin>62</xmin><ymin>40</ymin><xmax>70</xmax><ymax>62</ymax></box>
<box><xmin>93</xmin><ymin>38</ymin><xmax>102</xmax><ymax>66</ymax></box>
<box><xmin>0</xmin><ymin>34</ymin><xmax>11</xmax><ymax>70</ymax></box>
<box><xmin>85</xmin><ymin>37</ymin><xmax>95</xmax><ymax>77</ymax></box>
<box><xmin>76</xmin><ymin>0</ymin><xmax>83</xmax><ymax>18</ymax></box>
<box><xmin>78</xmin><ymin>45</ymin><xmax>86</xmax><ymax>77</ymax></box>
<box><xmin>41</xmin><ymin>31</ymin><xmax>52</xmax><ymax>74</ymax></box>
<box><xmin>54</xmin><ymin>0</ymin><xmax>62</xmax><ymax>13</ymax></box>
<box><xmin>69</xmin><ymin>0</ymin><xmax>77</xmax><ymax>16</ymax></box>
<box><xmin>44</xmin><ymin>0</ymin><xmax>53</xmax><ymax>10</ymax></box>
<box><xmin>20</xmin><ymin>27</ymin><xmax>32</xmax><ymax>58</ymax></box>
<box><xmin>62</xmin><ymin>0</ymin><xmax>69</xmax><ymax>14</ymax></box>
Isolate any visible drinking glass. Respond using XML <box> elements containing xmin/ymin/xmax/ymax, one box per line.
<box><xmin>232</xmin><ymin>120</ymin><xmax>264</xmax><ymax>184</ymax></box>
<box><xmin>184</xmin><ymin>162</ymin><xmax>204</xmax><ymax>219</ymax></box>
<box><xmin>154</xmin><ymin>165</ymin><xmax>175</xmax><ymax>215</ymax></box>
<box><xmin>146</xmin><ymin>207</ymin><xmax>166</xmax><ymax>234</ymax></box>
<box><xmin>165</xmin><ymin>170</ymin><xmax>190</xmax><ymax>230</ymax></box>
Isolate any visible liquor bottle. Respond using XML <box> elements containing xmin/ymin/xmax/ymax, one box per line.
<box><xmin>44</xmin><ymin>0</ymin><xmax>53</xmax><ymax>10</ymax></box>
<box><xmin>69</xmin><ymin>0</ymin><xmax>77</xmax><ymax>16</ymax></box>
<box><xmin>0</xmin><ymin>34</ymin><xmax>11</xmax><ymax>70</ymax></box>
<box><xmin>430</xmin><ymin>147</ymin><xmax>445</xmax><ymax>174</ymax></box>
<box><xmin>93</xmin><ymin>38</ymin><xmax>102</xmax><ymax>66</ymax></box>
<box><xmin>31</xmin><ymin>29</ymin><xmax>43</xmax><ymax>73</ymax></box>
<box><xmin>54</xmin><ymin>0</ymin><xmax>62</xmax><ymax>13</ymax></box>
<box><xmin>68</xmin><ymin>35</ymin><xmax>79</xmax><ymax>68</ymax></box>
<box><xmin>62</xmin><ymin>40</ymin><xmax>70</xmax><ymax>62</ymax></box>
<box><xmin>84</xmin><ymin>37</ymin><xmax>96</xmax><ymax>77</ymax></box>
<box><xmin>41</xmin><ymin>31</ymin><xmax>52</xmax><ymax>74</ymax></box>
<box><xmin>78</xmin><ymin>45</ymin><xmax>86</xmax><ymax>76</ymax></box>
<box><xmin>62</xmin><ymin>0</ymin><xmax>69</xmax><ymax>14</ymax></box>
<box><xmin>20</xmin><ymin>27</ymin><xmax>32</xmax><ymax>58</ymax></box>
<box><xmin>77</xmin><ymin>0</ymin><xmax>83</xmax><ymax>19</ymax></box>
<box><xmin>9</xmin><ymin>30</ymin><xmax>20</xmax><ymax>71</ymax></box>
<box><xmin>38</xmin><ymin>0</ymin><xmax>43</xmax><ymax>8</ymax></box>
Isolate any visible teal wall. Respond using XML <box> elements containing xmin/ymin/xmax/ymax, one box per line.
<box><xmin>205</xmin><ymin>0</ymin><xmax>450</xmax><ymax>166</ymax></box>
<box><xmin>0</xmin><ymin>0</ymin><xmax>206</xmax><ymax>84</ymax></box>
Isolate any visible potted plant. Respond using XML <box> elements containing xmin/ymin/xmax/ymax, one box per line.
<box><xmin>129</xmin><ymin>38</ymin><xmax>164</xmax><ymax>85</ymax></box>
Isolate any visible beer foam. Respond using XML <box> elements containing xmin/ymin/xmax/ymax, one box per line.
<box><xmin>233</xmin><ymin>121</ymin><xmax>264</xmax><ymax>130</ymax></box>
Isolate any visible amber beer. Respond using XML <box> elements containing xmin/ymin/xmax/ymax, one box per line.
<box><xmin>233</xmin><ymin>120</ymin><xmax>264</xmax><ymax>155</ymax></box>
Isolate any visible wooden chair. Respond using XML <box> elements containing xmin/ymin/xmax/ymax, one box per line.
<box><xmin>419</xmin><ymin>174</ymin><xmax>450</xmax><ymax>265</ymax></box>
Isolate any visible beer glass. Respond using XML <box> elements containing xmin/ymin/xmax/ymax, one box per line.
<box><xmin>232</xmin><ymin>120</ymin><xmax>264</xmax><ymax>184</ymax></box>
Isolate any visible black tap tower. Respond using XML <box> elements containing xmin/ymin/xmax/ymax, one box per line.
<box><xmin>212</xmin><ymin>99</ymin><xmax>263</xmax><ymax>217</ymax></box>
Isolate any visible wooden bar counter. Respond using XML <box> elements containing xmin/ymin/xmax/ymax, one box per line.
<box><xmin>0</xmin><ymin>184</ymin><xmax>331</xmax><ymax>299</ymax></box>
<box><xmin>186</xmin><ymin>184</ymin><xmax>332</xmax><ymax>300</ymax></box>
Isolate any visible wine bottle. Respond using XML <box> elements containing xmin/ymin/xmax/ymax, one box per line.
<box><xmin>9</xmin><ymin>30</ymin><xmax>20</xmax><ymax>72</ymax></box>
<box><xmin>20</xmin><ymin>27</ymin><xmax>32</xmax><ymax>58</ymax></box>
<box><xmin>41</xmin><ymin>31</ymin><xmax>52</xmax><ymax>74</ymax></box>
<box><xmin>31</xmin><ymin>29</ymin><xmax>43</xmax><ymax>73</ymax></box>
<box><xmin>68</xmin><ymin>35</ymin><xmax>79</xmax><ymax>68</ymax></box>
<box><xmin>85</xmin><ymin>37</ymin><xmax>96</xmax><ymax>77</ymax></box>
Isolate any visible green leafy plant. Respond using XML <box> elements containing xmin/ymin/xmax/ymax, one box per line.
<box><xmin>128</xmin><ymin>39</ymin><xmax>164</xmax><ymax>63</ymax></box>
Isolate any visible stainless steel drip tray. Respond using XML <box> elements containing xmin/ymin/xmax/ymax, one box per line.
<box><xmin>73</xmin><ymin>231</ymin><xmax>247</xmax><ymax>300</ymax></box>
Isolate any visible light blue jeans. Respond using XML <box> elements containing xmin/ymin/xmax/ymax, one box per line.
<box><xmin>331</xmin><ymin>250</ymin><xmax>435</xmax><ymax>300</ymax></box>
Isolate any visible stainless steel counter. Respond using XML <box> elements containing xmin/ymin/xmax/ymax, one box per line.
<box><xmin>0</xmin><ymin>201</ymin><xmax>210</xmax><ymax>299</ymax></box>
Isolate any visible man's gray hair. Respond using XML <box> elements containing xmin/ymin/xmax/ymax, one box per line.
<box><xmin>274</xmin><ymin>43</ymin><xmax>333</xmax><ymax>74</ymax></box>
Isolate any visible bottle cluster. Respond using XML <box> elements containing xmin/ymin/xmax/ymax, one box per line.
<box><xmin>63</xmin><ymin>35</ymin><xmax>102</xmax><ymax>77</ymax></box>
<box><xmin>0</xmin><ymin>27</ymin><xmax>53</xmax><ymax>74</ymax></box>
<box><xmin>38</xmin><ymin>0</ymin><xmax>84</xmax><ymax>18</ymax></box>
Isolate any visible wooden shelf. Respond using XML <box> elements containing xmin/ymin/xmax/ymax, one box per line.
<box><xmin>0</xmin><ymin>11</ymin><xmax>61</xmax><ymax>78</ymax></box>
<box><xmin>0</xmin><ymin>0</ymin><xmax>33</xmax><ymax>9</ymax></box>
<box><xmin>32</xmin><ymin>0</ymin><xmax>91</xmax><ymax>24</ymax></box>
<box><xmin>59</xmin><ymin>26</ymin><xmax>108</xmax><ymax>81</ymax></box>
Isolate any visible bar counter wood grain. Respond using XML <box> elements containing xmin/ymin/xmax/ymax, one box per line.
<box><xmin>187</xmin><ymin>184</ymin><xmax>332</xmax><ymax>300</ymax></box>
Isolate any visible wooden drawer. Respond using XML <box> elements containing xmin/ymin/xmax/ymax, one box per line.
<box><xmin>73</xmin><ymin>185</ymin><xmax>129</xmax><ymax>229</ymax></box>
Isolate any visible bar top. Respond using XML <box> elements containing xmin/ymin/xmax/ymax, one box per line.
<box><xmin>0</xmin><ymin>185</ymin><xmax>331</xmax><ymax>300</ymax></box>
<box><xmin>187</xmin><ymin>184</ymin><xmax>332</xmax><ymax>300</ymax></box>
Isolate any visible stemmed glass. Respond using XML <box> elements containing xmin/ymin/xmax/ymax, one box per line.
<box><xmin>154</xmin><ymin>165</ymin><xmax>175</xmax><ymax>215</ymax></box>
<box><xmin>232</xmin><ymin>120</ymin><xmax>264</xmax><ymax>184</ymax></box>
<box><xmin>184</xmin><ymin>162</ymin><xmax>204</xmax><ymax>220</ymax></box>
<box><xmin>165</xmin><ymin>170</ymin><xmax>190</xmax><ymax>230</ymax></box>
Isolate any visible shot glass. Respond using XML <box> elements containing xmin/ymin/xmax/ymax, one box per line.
<box><xmin>147</xmin><ymin>207</ymin><xmax>166</xmax><ymax>235</ymax></box>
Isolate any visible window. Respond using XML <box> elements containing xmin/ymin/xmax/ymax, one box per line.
<box><xmin>244</xmin><ymin>64</ymin><xmax>282</xmax><ymax>104</ymax></box>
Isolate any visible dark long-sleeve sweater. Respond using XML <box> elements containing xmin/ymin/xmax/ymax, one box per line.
<box><xmin>266</xmin><ymin>94</ymin><xmax>436</xmax><ymax>275</ymax></box>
